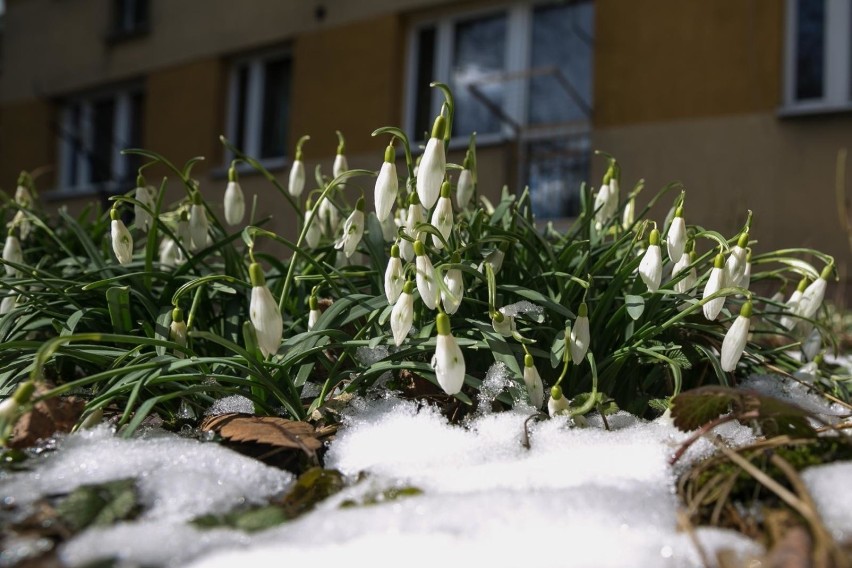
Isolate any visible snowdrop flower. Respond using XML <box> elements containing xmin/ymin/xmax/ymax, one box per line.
<box><xmin>780</xmin><ymin>277</ymin><xmax>808</xmax><ymax>330</ymax></box>
<box><xmin>593</xmin><ymin>171</ymin><xmax>618</xmax><ymax>228</ymax></box>
<box><xmin>441</xmin><ymin>253</ymin><xmax>464</xmax><ymax>315</ymax></box>
<box><xmin>333</xmin><ymin>131</ymin><xmax>348</xmax><ymax>187</ymax></box>
<box><xmin>401</xmin><ymin>193</ymin><xmax>425</xmax><ymax>262</ymax></box>
<box><xmin>307</xmin><ymin>295</ymin><xmax>321</xmax><ymax>331</ymax></box>
<box><xmin>189</xmin><ymin>194</ymin><xmax>209</xmax><ymax>251</ymax></box>
<box><xmin>802</xmin><ymin>327</ymin><xmax>822</xmax><ymax>362</ymax></box>
<box><xmin>672</xmin><ymin>250</ymin><xmax>698</xmax><ymax>293</ymax></box>
<box><xmin>720</xmin><ymin>300</ymin><xmax>752</xmax><ymax>372</ymax></box>
<box><xmin>288</xmin><ymin>136</ymin><xmax>309</xmax><ymax>198</ymax></box>
<box><xmin>491</xmin><ymin>311</ymin><xmax>516</xmax><ymax>337</ymax></box>
<box><xmin>319</xmin><ymin>190</ymin><xmax>341</xmax><ymax>236</ymax></box>
<box><xmin>334</xmin><ymin>197</ymin><xmax>365</xmax><ymax>258</ymax></box>
<box><xmin>523</xmin><ymin>354</ymin><xmax>545</xmax><ymax>409</ymax></box>
<box><xmin>380</xmin><ymin>213</ymin><xmax>397</xmax><ymax>242</ymax></box>
<box><xmin>170</xmin><ymin>307</ymin><xmax>188</xmax><ymax>357</ymax></box>
<box><xmin>570</xmin><ymin>303</ymin><xmax>590</xmax><ymax>365</ymax></box>
<box><xmin>430</xmin><ymin>181</ymin><xmax>453</xmax><ymax>249</ymax></box>
<box><xmin>384</xmin><ymin>244</ymin><xmax>404</xmax><ymax>305</ymax></box>
<box><xmin>456</xmin><ymin>150</ymin><xmax>475</xmax><ymax>209</ymax></box>
<box><xmin>638</xmin><ymin>229</ymin><xmax>662</xmax><ymax>292</ymax></box>
<box><xmin>795</xmin><ymin>263</ymin><xmax>832</xmax><ymax>320</ymax></box>
<box><xmin>739</xmin><ymin>249</ymin><xmax>752</xmax><ymax>292</ymax></box>
<box><xmin>548</xmin><ymin>385</ymin><xmax>571</xmax><ymax>417</ymax></box>
<box><xmin>159</xmin><ymin>237</ymin><xmax>180</xmax><ymax>268</ymax></box>
<box><xmin>110</xmin><ymin>208</ymin><xmax>133</xmax><ymax>265</ymax></box>
<box><xmin>223</xmin><ymin>166</ymin><xmax>245</xmax><ymax>226</ymax></box>
<box><xmin>374</xmin><ymin>144</ymin><xmax>398</xmax><ymax>222</ymax></box>
<box><xmin>12</xmin><ymin>210</ymin><xmax>32</xmax><ymax>241</ymax></box>
<box><xmin>622</xmin><ymin>194</ymin><xmax>636</xmax><ymax>230</ymax></box>
<box><xmin>416</xmin><ymin>115</ymin><xmax>447</xmax><ymax>209</ymax></box>
<box><xmin>391</xmin><ymin>281</ymin><xmax>415</xmax><ymax>346</ymax></box>
<box><xmin>479</xmin><ymin>243</ymin><xmax>507</xmax><ymax>275</ymax></box>
<box><xmin>134</xmin><ymin>176</ymin><xmax>157</xmax><ymax>232</ymax></box>
<box><xmin>414</xmin><ymin>240</ymin><xmax>438</xmax><ymax>310</ymax></box>
<box><xmin>303</xmin><ymin>199</ymin><xmax>321</xmax><ymax>248</ymax></box>
<box><xmin>666</xmin><ymin>206</ymin><xmax>686</xmax><ymax>261</ymax></box>
<box><xmin>3</xmin><ymin>231</ymin><xmax>23</xmax><ymax>277</ymax></box>
<box><xmin>0</xmin><ymin>295</ymin><xmax>17</xmax><ymax>315</ymax></box>
<box><xmin>702</xmin><ymin>253</ymin><xmax>727</xmax><ymax>321</ymax></box>
<box><xmin>432</xmin><ymin>312</ymin><xmax>465</xmax><ymax>395</ymax></box>
<box><xmin>15</xmin><ymin>173</ymin><xmax>33</xmax><ymax>208</ymax></box>
<box><xmin>724</xmin><ymin>232</ymin><xmax>749</xmax><ymax>288</ymax></box>
<box><xmin>249</xmin><ymin>263</ymin><xmax>283</xmax><ymax>358</ymax></box>
<box><xmin>175</xmin><ymin>210</ymin><xmax>191</xmax><ymax>253</ymax></box>
<box><xmin>0</xmin><ymin>381</ymin><xmax>35</xmax><ymax>435</ymax></box>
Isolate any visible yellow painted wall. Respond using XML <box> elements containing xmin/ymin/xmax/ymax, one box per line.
<box><xmin>594</xmin><ymin>0</ymin><xmax>783</xmax><ymax>127</ymax></box>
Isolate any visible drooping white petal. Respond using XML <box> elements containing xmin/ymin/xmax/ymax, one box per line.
<box><xmin>374</xmin><ymin>161</ymin><xmax>398</xmax><ymax>222</ymax></box>
<box><xmin>666</xmin><ymin>217</ymin><xmax>686</xmax><ymax>261</ymax></box>
<box><xmin>250</xmin><ymin>285</ymin><xmax>283</xmax><ymax>358</ymax></box>
<box><xmin>304</xmin><ymin>209</ymin><xmax>321</xmax><ymax>248</ymax></box>
<box><xmin>432</xmin><ymin>334</ymin><xmax>465</xmax><ymax>395</ymax></box>
<box><xmin>288</xmin><ymin>159</ymin><xmax>305</xmax><ymax>197</ymax></box>
<box><xmin>384</xmin><ymin>256</ymin><xmax>404</xmax><ymax>305</ymax></box>
<box><xmin>720</xmin><ymin>314</ymin><xmax>750</xmax><ymax>371</ymax></box>
<box><xmin>159</xmin><ymin>237</ymin><xmax>181</xmax><ymax>267</ymax></box>
<box><xmin>333</xmin><ymin>153</ymin><xmax>348</xmax><ymax>180</ymax></box>
<box><xmin>795</xmin><ymin>277</ymin><xmax>827</xmax><ymax>320</ymax></box>
<box><xmin>415</xmin><ymin>254</ymin><xmax>438</xmax><ymax>310</ymax></box>
<box><xmin>671</xmin><ymin>252</ymin><xmax>693</xmax><ymax>293</ymax></box>
<box><xmin>570</xmin><ymin>316</ymin><xmax>590</xmax><ymax>365</ymax></box>
<box><xmin>416</xmin><ymin>137</ymin><xmax>446</xmax><ymax>209</ymax></box>
<box><xmin>134</xmin><ymin>185</ymin><xmax>157</xmax><ymax>232</ymax></box>
<box><xmin>430</xmin><ymin>196</ymin><xmax>453</xmax><ymax>250</ymax></box>
<box><xmin>593</xmin><ymin>183</ymin><xmax>616</xmax><ymax>227</ymax></box>
<box><xmin>638</xmin><ymin>244</ymin><xmax>662</xmax><ymax>292</ymax></box>
<box><xmin>390</xmin><ymin>292</ymin><xmax>414</xmax><ymax>346</ymax></box>
<box><xmin>189</xmin><ymin>204</ymin><xmax>209</xmax><ymax>251</ymax></box>
<box><xmin>223</xmin><ymin>181</ymin><xmax>245</xmax><ymax>226</ymax></box>
<box><xmin>492</xmin><ymin>313</ymin><xmax>515</xmax><ymax>337</ymax></box>
<box><xmin>702</xmin><ymin>267</ymin><xmax>726</xmax><ymax>320</ymax></box>
<box><xmin>523</xmin><ymin>363</ymin><xmax>545</xmax><ymax>409</ymax></box>
<box><xmin>802</xmin><ymin>326</ymin><xmax>822</xmax><ymax>361</ymax></box>
<box><xmin>456</xmin><ymin>169</ymin><xmax>474</xmax><ymax>209</ymax></box>
<box><xmin>441</xmin><ymin>268</ymin><xmax>464</xmax><ymax>315</ymax></box>
<box><xmin>3</xmin><ymin>236</ymin><xmax>23</xmax><ymax>277</ymax></box>
<box><xmin>15</xmin><ymin>185</ymin><xmax>33</xmax><ymax>208</ymax></box>
<box><xmin>308</xmin><ymin>309</ymin><xmax>321</xmax><ymax>331</ymax></box>
<box><xmin>780</xmin><ymin>289</ymin><xmax>804</xmax><ymax>330</ymax></box>
<box><xmin>111</xmin><ymin>220</ymin><xmax>134</xmax><ymax>265</ymax></box>
<box><xmin>724</xmin><ymin>246</ymin><xmax>747</xmax><ymax>288</ymax></box>
<box><xmin>318</xmin><ymin>196</ymin><xmax>340</xmax><ymax>236</ymax></box>
<box><xmin>334</xmin><ymin>210</ymin><xmax>364</xmax><ymax>258</ymax></box>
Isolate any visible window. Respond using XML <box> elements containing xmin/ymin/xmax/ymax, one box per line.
<box><xmin>110</xmin><ymin>0</ymin><xmax>149</xmax><ymax>39</ymax></box>
<box><xmin>226</xmin><ymin>50</ymin><xmax>293</xmax><ymax>165</ymax></box>
<box><xmin>784</xmin><ymin>0</ymin><xmax>852</xmax><ymax>112</ymax></box>
<box><xmin>406</xmin><ymin>1</ymin><xmax>594</xmax><ymax>218</ymax></box>
<box><xmin>58</xmin><ymin>87</ymin><xmax>145</xmax><ymax>193</ymax></box>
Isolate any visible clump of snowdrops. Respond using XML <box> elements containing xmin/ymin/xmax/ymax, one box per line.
<box><xmin>0</xmin><ymin>84</ymin><xmax>845</xmax><ymax>443</ymax></box>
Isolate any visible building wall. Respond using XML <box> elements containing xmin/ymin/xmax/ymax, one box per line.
<box><xmin>0</xmin><ymin>99</ymin><xmax>55</xmax><ymax>192</ymax></box>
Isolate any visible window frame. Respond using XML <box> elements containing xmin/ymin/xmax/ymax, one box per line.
<box><xmin>56</xmin><ymin>84</ymin><xmax>144</xmax><ymax>196</ymax></box>
<box><xmin>782</xmin><ymin>0</ymin><xmax>852</xmax><ymax>114</ymax></box>
<box><xmin>224</xmin><ymin>46</ymin><xmax>293</xmax><ymax>171</ymax></box>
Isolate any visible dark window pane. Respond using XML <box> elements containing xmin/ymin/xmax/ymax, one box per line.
<box><xmin>452</xmin><ymin>14</ymin><xmax>507</xmax><ymax>136</ymax></box>
<box><xmin>414</xmin><ymin>26</ymin><xmax>437</xmax><ymax>140</ymax></box>
<box><xmin>795</xmin><ymin>0</ymin><xmax>825</xmax><ymax>101</ymax></box>
<box><xmin>527</xmin><ymin>134</ymin><xmax>590</xmax><ymax>219</ymax></box>
<box><xmin>67</xmin><ymin>103</ymin><xmax>82</xmax><ymax>186</ymax></box>
<box><xmin>125</xmin><ymin>92</ymin><xmax>145</xmax><ymax>183</ymax></box>
<box><xmin>529</xmin><ymin>2</ymin><xmax>594</xmax><ymax>124</ymax></box>
<box><xmin>234</xmin><ymin>65</ymin><xmax>249</xmax><ymax>150</ymax></box>
<box><xmin>260</xmin><ymin>57</ymin><xmax>291</xmax><ymax>159</ymax></box>
<box><xmin>90</xmin><ymin>98</ymin><xmax>115</xmax><ymax>184</ymax></box>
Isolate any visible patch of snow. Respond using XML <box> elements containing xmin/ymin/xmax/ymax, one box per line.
<box><xmin>802</xmin><ymin>461</ymin><xmax>852</xmax><ymax>543</ymax></box>
<box><xmin>205</xmin><ymin>394</ymin><xmax>255</xmax><ymax>416</ymax></box>
<box><xmin>500</xmin><ymin>300</ymin><xmax>544</xmax><ymax>322</ymax></box>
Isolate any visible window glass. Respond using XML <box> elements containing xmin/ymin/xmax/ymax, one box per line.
<box><xmin>260</xmin><ymin>57</ymin><xmax>291</xmax><ymax>159</ymax></box>
<box><xmin>451</xmin><ymin>14</ymin><xmax>507</xmax><ymax>136</ymax></box>
<box><xmin>795</xmin><ymin>0</ymin><xmax>825</xmax><ymax>101</ymax></box>
<box><xmin>528</xmin><ymin>2</ymin><xmax>593</xmax><ymax>124</ymax></box>
<box><xmin>91</xmin><ymin>98</ymin><xmax>116</xmax><ymax>184</ymax></box>
<box><xmin>414</xmin><ymin>26</ymin><xmax>437</xmax><ymax>139</ymax></box>
<box><xmin>527</xmin><ymin>135</ymin><xmax>589</xmax><ymax>219</ymax></box>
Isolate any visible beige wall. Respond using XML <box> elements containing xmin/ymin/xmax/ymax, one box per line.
<box><xmin>0</xmin><ymin>99</ymin><xmax>55</xmax><ymax>192</ymax></box>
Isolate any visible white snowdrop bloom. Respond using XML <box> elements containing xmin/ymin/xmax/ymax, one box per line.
<box><xmin>334</xmin><ymin>198</ymin><xmax>365</xmax><ymax>258</ymax></box>
<box><xmin>248</xmin><ymin>263</ymin><xmax>283</xmax><ymax>358</ymax></box>
<box><xmin>374</xmin><ymin>144</ymin><xmax>398</xmax><ymax>222</ymax></box>
<box><xmin>384</xmin><ymin>245</ymin><xmax>404</xmax><ymax>305</ymax></box>
<box><xmin>780</xmin><ymin>279</ymin><xmax>807</xmax><ymax>330</ymax></box>
<box><xmin>416</xmin><ymin>116</ymin><xmax>447</xmax><ymax>209</ymax></box>
<box><xmin>479</xmin><ymin>246</ymin><xmax>506</xmax><ymax>275</ymax></box>
<box><xmin>456</xmin><ymin>151</ymin><xmax>475</xmax><ymax>209</ymax></box>
<box><xmin>0</xmin><ymin>381</ymin><xmax>34</xmax><ymax>423</ymax></box>
<box><xmin>432</xmin><ymin>312</ymin><xmax>465</xmax><ymax>395</ymax></box>
<box><xmin>159</xmin><ymin>237</ymin><xmax>180</xmax><ymax>268</ymax></box>
<box><xmin>724</xmin><ymin>233</ymin><xmax>749</xmax><ymax>287</ymax></box>
<box><xmin>430</xmin><ymin>182</ymin><xmax>453</xmax><ymax>249</ymax></box>
<box><xmin>638</xmin><ymin>229</ymin><xmax>662</xmax><ymax>292</ymax></box>
<box><xmin>110</xmin><ymin>210</ymin><xmax>133</xmax><ymax>265</ymax></box>
<box><xmin>622</xmin><ymin>194</ymin><xmax>636</xmax><ymax>230</ymax></box>
<box><xmin>333</xmin><ymin>153</ymin><xmax>348</xmax><ymax>180</ymax></box>
<box><xmin>441</xmin><ymin>259</ymin><xmax>464</xmax><ymax>315</ymax></box>
<box><xmin>720</xmin><ymin>301</ymin><xmax>752</xmax><ymax>372</ymax></box>
<box><xmin>702</xmin><ymin>253</ymin><xmax>727</xmax><ymax>321</ymax></box>
<box><xmin>12</xmin><ymin>210</ymin><xmax>32</xmax><ymax>241</ymax></box>
<box><xmin>307</xmin><ymin>296</ymin><xmax>321</xmax><ymax>331</ymax></box>
<box><xmin>570</xmin><ymin>303</ymin><xmax>590</xmax><ymax>365</ymax></box>
<box><xmin>134</xmin><ymin>180</ymin><xmax>157</xmax><ymax>232</ymax></box>
<box><xmin>303</xmin><ymin>201</ymin><xmax>321</xmax><ymax>248</ymax></box>
<box><xmin>3</xmin><ymin>233</ymin><xmax>23</xmax><ymax>277</ymax></box>
<box><xmin>189</xmin><ymin>199</ymin><xmax>209</xmax><ymax>252</ymax></box>
<box><xmin>223</xmin><ymin>166</ymin><xmax>245</xmax><ymax>226</ymax></box>
<box><xmin>523</xmin><ymin>354</ymin><xmax>545</xmax><ymax>409</ymax></box>
<box><xmin>0</xmin><ymin>295</ymin><xmax>17</xmax><ymax>315</ymax></box>
<box><xmin>15</xmin><ymin>184</ymin><xmax>33</xmax><ymax>208</ymax></box>
<box><xmin>666</xmin><ymin>208</ymin><xmax>686</xmax><ymax>261</ymax></box>
<box><xmin>176</xmin><ymin>211</ymin><xmax>191</xmax><ymax>255</ymax></box>
<box><xmin>319</xmin><ymin>191</ymin><xmax>341</xmax><ymax>236</ymax></box>
<box><xmin>380</xmin><ymin>213</ymin><xmax>397</xmax><ymax>242</ymax></box>
<box><xmin>548</xmin><ymin>386</ymin><xmax>571</xmax><ymax>417</ymax></box>
<box><xmin>593</xmin><ymin>181</ymin><xmax>617</xmax><ymax>227</ymax></box>
<box><xmin>391</xmin><ymin>282</ymin><xmax>415</xmax><ymax>346</ymax></box>
<box><xmin>170</xmin><ymin>308</ymin><xmax>188</xmax><ymax>358</ymax></box>
<box><xmin>491</xmin><ymin>311</ymin><xmax>515</xmax><ymax>337</ymax></box>
<box><xmin>414</xmin><ymin>241</ymin><xmax>438</xmax><ymax>310</ymax></box>
<box><xmin>795</xmin><ymin>264</ymin><xmax>831</xmax><ymax>320</ymax></box>
<box><xmin>672</xmin><ymin>251</ymin><xmax>698</xmax><ymax>293</ymax></box>
<box><xmin>802</xmin><ymin>326</ymin><xmax>822</xmax><ymax>361</ymax></box>
<box><xmin>401</xmin><ymin>194</ymin><xmax>425</xmax><ymax>262</ymax></box>
<box><xmin>288</xmin><ymin>159</ymin><xmax>305</xmax><ymax>198</ymax></box>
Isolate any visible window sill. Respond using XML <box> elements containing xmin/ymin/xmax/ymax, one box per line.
<box><xmin>211</xmin><ymin>156</ymin><xmax>289</xmax><ymax>180</ymax></box>
<box><xmin>777</xmin><ymin>101</ymin><xmax>852</xmax><ymax>118</ymax></box>
<box><xmin>105</xmin><ymin>25</ymin><xmax>150</xmax><ymax>46</ymax></box>
<box><xmin>43</xmin><ymin>185</ymin><xmax>112</xmax><ymax>202</ymax></box>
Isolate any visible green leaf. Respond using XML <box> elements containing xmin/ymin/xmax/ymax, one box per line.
<box><xmin>56</xmin><ymin>479</ymin><xmax>140</xmax><ymax>532</ymax></box>
<box><xmin>193</xmin><ymin>505</ymin><xmax>290</xmax><ymax>533</ymax></box>
<box><xmin>624</xmin><ymin>294</ymin><xmax>644</xmax><ymax>320</ymax></box>
<box><xmin>106</xmin><ymin>286</ymin><xmax>132</xmax><ymax>333</ymax></box>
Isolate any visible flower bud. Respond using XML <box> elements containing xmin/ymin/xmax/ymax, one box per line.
<box><xmin>702</xmin><ymin>253</ymin><xmax>727</xmax><ymax>321</ymax></box>
<box><xmin>189</xmin><ymin>194</ymin><xmax>209</xmax><ymax>251</ymax></box>
<box><xmin>720</xmin><ymin>301</ymin><xmax>752</xmax><ymax>371</ymax></box>
<box><xmin>441</xmin><ymin>253</ymin><xmax>464</xmax><ymax>315</ymax></box>
<box><xmin>110</xmin><ymin>209</ymin><xmax>133</xmax><ymax>265</ymax></box>
<box><xmin>134</xmin><ymin>180</ymin><xmax>157</xmax><ymax>232</ymax></box>
<box><xmin>570</xmin><ymin>303</ymin><xmax>590</xmax><ymax>365</ymax></box>
<box><xmin>391</xmin><ymin>281</ymin><xmax>415</xmax><ymax>346</ymax></box>
<box><xmin>548</xmin><ymin>385</ymin><xmax>571</xmax><ymax>417</ymax></box>
<box><xmin>414</xmin><ymin>240</ymin><xmax>438</xmax><ymax>310</ymax></box>
<box><xmin>248</xmin><ymin>263</ymin><xmax>283</xmax><ymax>358</ymax></box>
<box><xmin>523</xmin><ymin>354</ymin><xmax>544</xmax><ymax>409</ymax></box>
<box><xmin>430</xmin><ymin>182</ymin><xmax>453</xmax><ymax>249</ymax></box>
<box><xmin>307</xmin><ymin>295</ymin><xmax>321</xmax><ymax>331</ymax></box>
<box><xmin>384</xmin><ymin>245</ymin><xmax>404</xmax><ymax>305</ymax></box>
<box><xmin>666</xmin><ymin>207</ymin><xmax>686</xmax><ymax>261</ymax></box>
<box><xmin>3</xmin><ymin>232</ymin><xmax>23</xmax><ymax>277</ymax></box>
<box><xmin>638</xmin><ymin>229</ymin><xmax>662</xmax><ymax>292</ymax></box>
<box><xmin>223</xmin><ymin>166</ymin><xmax>245</xmax><ymax>226</ymax></box>
<box><xmin>456</xmin><ymin>151</ymin><xmax>475</xmax><ymax>209</ymax></box>
<box><xmin>416</xmin><ymin>116</ymin><xmax>447</xmax><ymax>209</ymax></box>
<box><xmin>432</xmin><ymin>312</ymin><xmax>465</xmax><ymax>395</ymax></box>
<box><xmin>374</xmin><ymin>145</ymin><xmax>399</xmax><ymax>222</ymax></box>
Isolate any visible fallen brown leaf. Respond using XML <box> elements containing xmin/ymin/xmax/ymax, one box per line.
<box><xmin>10</xmin><ymin>388</ymin><xmax>85</xmax><ymax>449</ymax></box>
<box><xmin>200</xmin><ymin>414</ymin><xmax>322</xmax><ymax>453</ymax></box>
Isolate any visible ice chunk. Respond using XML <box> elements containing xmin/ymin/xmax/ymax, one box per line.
<box><xmin>205</xmin><ymin>394</ymin><xmax>255</xmax><ymax>416</ymax></box>
<box><xmin>500</xmin><ymin>300</ymin><xmax>544</xmax><ymax>322</ymax></box>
